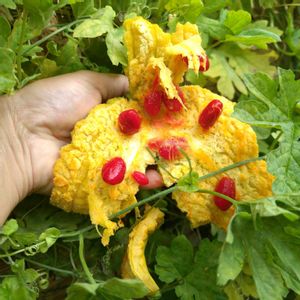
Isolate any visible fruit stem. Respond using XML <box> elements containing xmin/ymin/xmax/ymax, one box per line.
<box><xmin>197</xmin><ymin>189</ymin><xmax>239</xmax><ymax>206</ymax></box>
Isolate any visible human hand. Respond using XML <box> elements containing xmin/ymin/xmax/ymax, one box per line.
<box><xmin>0</xmin><ymin>71</ymin><xmax>162</xmax><ymax>224</ymax></box>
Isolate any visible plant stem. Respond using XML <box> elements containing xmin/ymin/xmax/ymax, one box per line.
<box><xmin>197</xmin><ymin>156</ymin><xmax>264</xmax><ymax>183</ymax></box>
<box><xmin>146</xmin><ymin>147</ymin><xmax>178</xmax><ymax>180</ymax></box>
<box><xmin>25</xmin><ymin>258</ymin><xmax>78</xmax><ymax>277</ymax></box>
<box><xmin>109</xmin><ymin>156</ymin><xmax>264</xmax><ymax>219</ymax></box>
<box><xmin>196</xmin><ymin>189</ymin><xmax>239</xmax><ymax>206</ymax></box>
<box><xmin>179</xmin><ymin>148</ymin><xmax>193</xmax><ymax>174</ymax></box>
<box><xmin>79</xmin><ymin>234</ymin><xmax>96</xmax><ymax>284</ymax></box>
<box><xmin>109</xmin><ymin>186</ymin><xmax>178</xmax><ymax>219</ymax></box>
<box><xmin>60</xmin><ymin>224</ymin><xmax>94</xmax><ymax>238</ymax></box>
<box><xmin>21</xmin><ymin>18</ymin><xmax>85</xmax><ymax>56</ymax></box>
<box><xmin>0</xmin><ymin>241</ymin><xmax>46</xmax><ymax>259</ymax></box>
<box><xmin>269</xmin><ymin>131</ymin><xmax>283</xmax><ymax>151</ymax></box>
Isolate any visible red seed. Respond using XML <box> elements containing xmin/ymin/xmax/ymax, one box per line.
<box><xmin>182</xmin><ymin>56</ymin><xmax>188</xmax><ymax>66</ymax></box>
<box><xmin>144</xmin><ymin>90</ymin><xmax>164</xmax><ymax>116</ymax></box>
<box><xmin>148</xmin><ymin>138</ymin><xmax>163</xmax><ymax>151</ymax></box>
<box><xmin>163</xmin><ymin>86</ymin><xmax>185</xmax><ymax>112</ymax></box>
<box><xmin>199</xmin><ymin>55</ymin><xmax>210</xmax><ymax>72</ymax></box>
<box><xmin>132</xmin><ymin>171</ymin><xmax>149</xmax><ymax>186</ymax></box>
<box><xmin>214</xmin><ymin>177</ymin><xmax>236</xmax><ymax>211</ymax></box>
<box><xmin>198</xmin><ymin>99</ymin><xmax>223</xmax><ymax>130</ymax></box>
<box><xmin>158</xmin><ymin>137</ymin><xmax>187</xmax><ymax>160</ymax></box>
<box><xmin>118</xmin><ymin>109</ymin><xmax>142</xmax><ymax>135</ymax></box>
<box><xmin>102</xmin><ymin>157</ymin><xmax>126</xmax><ymax>185</ymax></box>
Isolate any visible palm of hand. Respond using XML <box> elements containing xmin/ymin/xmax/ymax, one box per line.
<box><xmin>11</xmin><ymin>71</ymin><xmax>128</xmax><ymax>193</ymax></box>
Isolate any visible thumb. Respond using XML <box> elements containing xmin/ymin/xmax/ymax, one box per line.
<box><xmin>79</xmin><ymin>71</ymin><xmax>129</xmax><ymax>101</ymax></box>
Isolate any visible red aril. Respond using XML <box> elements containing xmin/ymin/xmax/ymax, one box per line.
<box><xmin>144</xmin><ymin>90</ymin><xmax>164</xmax><ymax>116</ymax></box>
<box><xmin>132</xmin><ymin>171</ymin><xmax>149</xmax><ymax>186</ymax></box>
<box><xmin>214</xmin><ymin>177</ymin><xmax>236</xmax><ymax>211</ymax></box>
<box><xmin>182</xmin><ymin>56</ymin><xmax>188</xmax><ymax>66</ymax></box>
<box><xmin>118</xmin><ymin>109</ymin><xmax>142</xmax><ymax>135</ymax></box>
<box><xmin>102</xmin><ymin>157</ymin><xmax>126</xmax><ymax>185</ymax></box>
<box><xmin>198</xmin><ymin>99</ymin><xmax>223</xmax><ymax>130</ymax></box>
<box><xmin>148</xmin><ymin>138</ymin><xmax>163</xmax><ymax>151</ymax></box>
<box><xmin>158</xmin><ymin>137</ymin><xmax>187</xmax><ymax>160</ymax></box>
<box><xmin>198</xmin><ymin>55</ymin><xmax>210</xmax><ymax>72</ymax></box>
<box><xmin>163</xmin><ymin>86</ymin><xmax>185</xmax><ymax>112</ymax></box>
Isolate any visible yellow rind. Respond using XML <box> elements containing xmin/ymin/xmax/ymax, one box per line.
<box><xmin>124</xmin><ymin>17</ymin><xmax>205</xmax><ymax>102</ymax></box>
<box><xmin>121</xmin><ymin>207</ymin><xmax>164</xmax><ymax>293</ymax></box>
<box><xmin>156</xmin><ymin>86</ymin><xmax>274</xmax><ymax>228</ymax></box>
<box><xmin>51</xmin><ymin>98</ymin><xmax>155</xmax><ymax>245</ymax></box>
<box><xmin>51</xmin><ymin>16</ymin><xmax>273</xmax><ymax>248</ymax></box>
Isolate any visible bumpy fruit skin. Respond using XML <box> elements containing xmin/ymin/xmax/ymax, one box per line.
<box><xmin>102</xmin><ymin>157</ymin><xmax>126</xmax><ymax>185</ymax></box>
<box><xmin>214</xmin><ymin>177</ymin><xmax>236</xmax><ymax>211</ymax></box>
<box><xmin>51</xmin><ymin>17</ymin><xmax>274</xmax><ymax>249</ymax></box>
<box><xmin>144</xmin><ymin>90</ymin><xmax>163</xmax><ymax>116</ymax></box>
<box><xmin>199</xmin><ymin>55</ymin><xmax>210</xmax><ymax>72</ymax></box>
<box><xmin>118</xmin><ymin>109</ymin><xmax>142</xmax><ymax>135</ymax></box>
<box><xmin>199</xmin><ymin>99</ymin><xmax>223</xmax><ymax>129</ymax></box>
<box><xmin>132</xmin><ymin>171</ymin><xmax>149</xmax><ymax>186</ymax></box>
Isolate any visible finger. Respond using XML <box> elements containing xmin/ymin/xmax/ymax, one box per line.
<box><xmin>77</xmin><ymin>71</ymin><xmax>129</xmax><ymax>101</ymax></box>
<box><xmin>142</xmin><ymin>169</ymin><xmax>164</xmax><ymax>190</ymax></box>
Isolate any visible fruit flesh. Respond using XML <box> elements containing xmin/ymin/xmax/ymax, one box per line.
<box><xmin>121</xmin><ymin>207</ymin><xmax>164</xmax><ymax>293</ymax></box>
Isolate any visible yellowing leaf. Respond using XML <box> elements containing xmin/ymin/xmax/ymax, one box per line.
<box><xmin>205</xmin><ymin>44</ymin><xmax>277</xmax><ymax>99</ymax></box>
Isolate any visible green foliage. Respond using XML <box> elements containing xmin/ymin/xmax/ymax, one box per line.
<box><xmin>1</xmin><ymin>1</ymin><xmax>300</xmax><ymax>299</ymax></box>
<box><xmin>66</xmin><ymin>279</ymin><xmax>149</xmax><ymax>300</ymax></box>
<box><xmin>218</xmin><ymin>210</ymin><xmax>300</xmax><ymax>300</ymax></box>
<box><xmin>0</xmin><ymin>259</ymin><xmax>45</xmax><ymax>300</ymax></box>
<box><xmin>155</xmin><ymin>235</ymin><xmax>226</xmax><ymax>299</ymax></box>
<box><xmin>234</xmin><ymin>68</ymin><xmax>300</xmax><ymax>194</ymax></box>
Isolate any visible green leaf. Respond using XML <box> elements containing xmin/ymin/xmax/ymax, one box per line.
<box><xmin>205</xmin><ymin>44</ymin><xmax>277</xmax><ymax>99</ymax></box>
<box><xmin>7</xmin><ymin>18</ymin><xmax>29</xmax><ymax>51</ymax></box>
<box><xmin>100</xmin><ymin>278</ymin><xmax>149</xmax><ymax>298</ymax></box>
<box><xmin>0</xmin><ymin>47</ymin><xmax>16</xmax><ymax>94</ymax></box>
<box><xmin>0</xmin><ymin>0</ymin><xmax>16</xmax><ymax>9</ymax></box>
<box><xmin>55</xmin><ymin>39</ymin><xmax>84</xmax><ymax>73</ymax></box>
<box><xmin>23</xmin><ymin>0</ymin><xmax>54</xmax><ymax>37</ymax></box>
<box><xmin>1</xmin><ymin>219</ymin><xmax>18</xmax><ymax>236</ymax></box>
<box><xmin>71</xmin><ymin>0</ymin><xmax>96</xmax><ymax>18</ymax></box>
<box><xmin>202</xmin><ymin>0</ymin><xmax>228</xmax><ymax>14</ymax></box>
<box><xmin>197</xmin><ymin>15</ymin><xmax>230</xmax><ymax>40</ymax></box>
<box><xmin>66</xmin><ymin>282</ymin><xmax>99</xmax><ymax>300</ymax></box>
<box><xmin>73</xmin><ymin>6</ymin><xmax>115</xmax><ymax>38</ymax></box>
<box><xmin>225</xmin><ymin>28</ymin><xmax>281</xmax><ymax>49</ymax></box>
<box><xmin>0</xmin><ymin>16</ymin><xmax>11</xmax><ymax>47</ymax></box>
<box><xmin>156</xmin><ymin>235</ymin><xmax>193</xmax><ymax>283</ymax></box>
<box><xmin>205</xmin><ymin>48</ymin><xmax>246</xmax><ymax>99</ymax></box>
<box><xmin>106</xmin><ymin>27</ymin><xmax>127</xmax><ymax>66</ymax></box>
<box><xmin>219</xmin><ymin>211</ymin><xmax>300</xmax><ymax>300</ymax></box>
<box><xmin>66</xmin><ymin>279</ymin><xmax>149</xmax><ymax>300</ymax></box>
<box><xmin>223</xmin><ymin>10</ymin><xmax>251</xmax><ymax>34</ymax></box>
<box><xmin>218</xmin><ymin>224</ymin><xmax>245</xmax><ymax>285</ymax></box>
<box><xmin>156</xmin><ymin>236</ymin><xmax>226</xmax><ymax>299</ymax></box>
<box><xmin>0</xmin><ymin>259</ymin><xmax>40</xmax><ymax>300</ymax></box>
<box><xmin>38</xmin><ymin>227</ymin><xmax>60</xmax><ymax>253</ymax></box>
<box><xmin>165</xmin><ymin>0</ymin><xmax>203</xmax><ymax>23</ymax></box>
<box><xmin>233</xmin><ymin>68</ymin><xmax>300</xmax><ymax>193</ymax></box>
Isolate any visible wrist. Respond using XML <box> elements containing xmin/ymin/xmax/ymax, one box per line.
<box><xmin>0</xmin><ymin>95</ymin><xmax>33</xmax><ymax>224</ymax></box>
